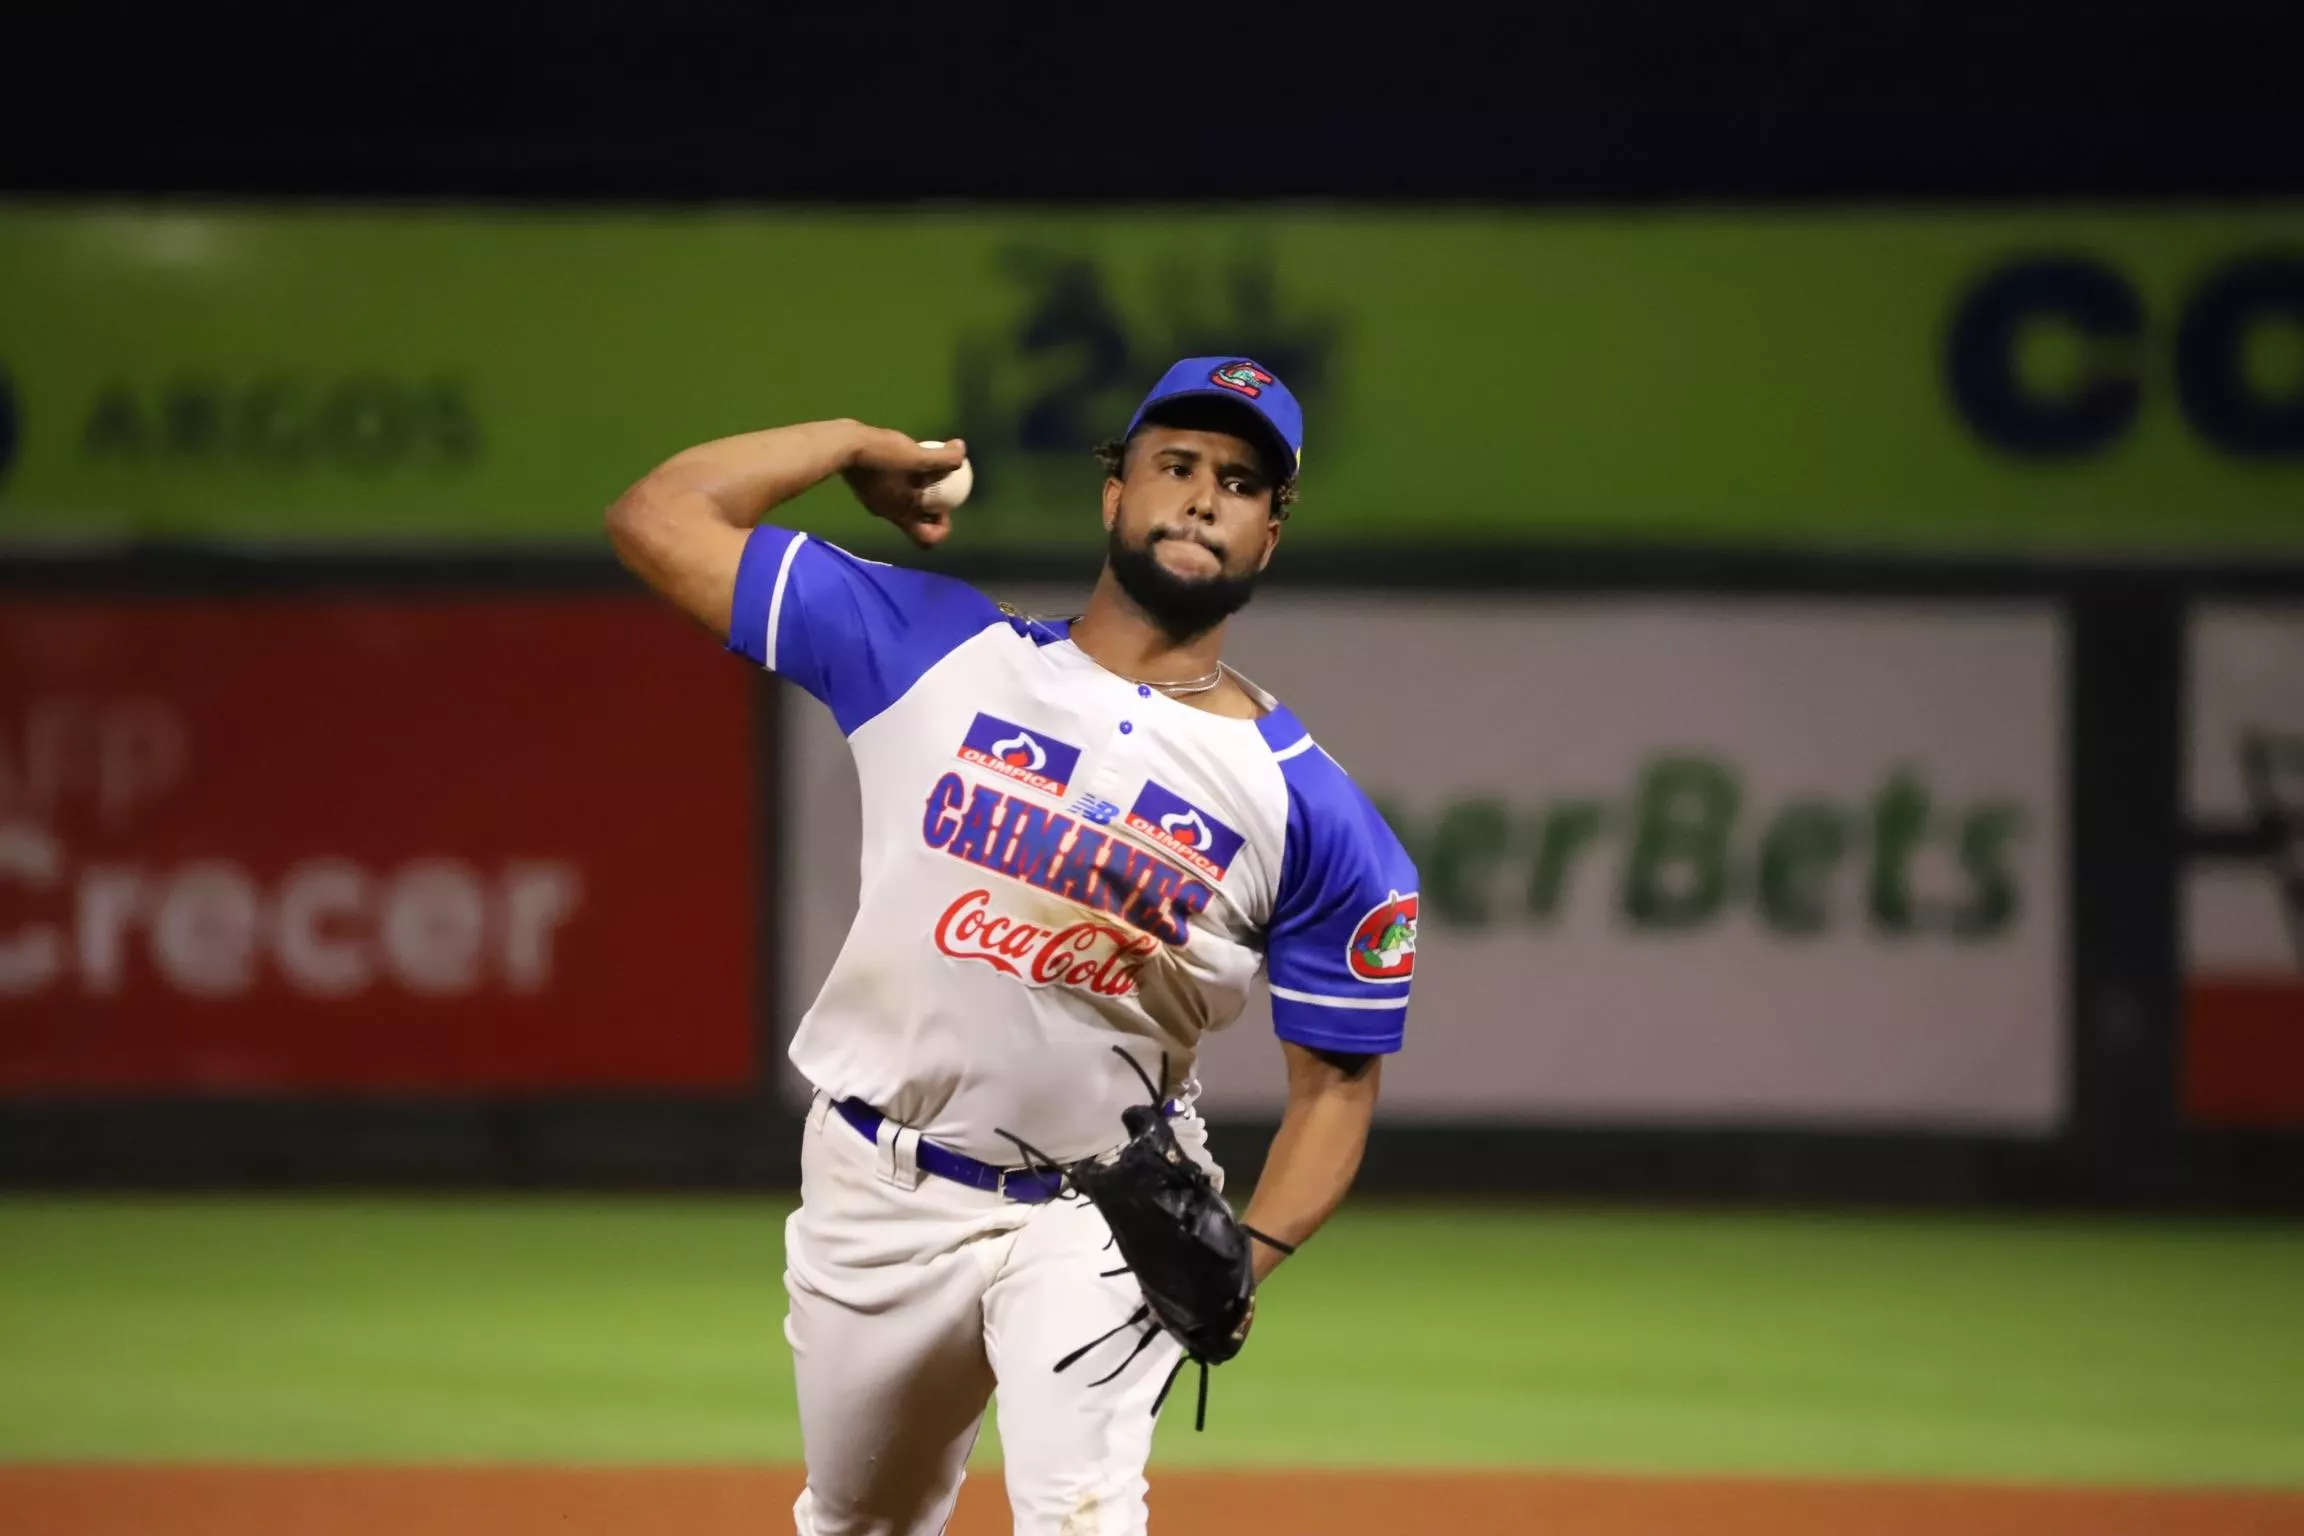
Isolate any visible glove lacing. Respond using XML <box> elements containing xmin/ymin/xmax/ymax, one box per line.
<box><xmin>1025</xmin><ymin>1046</ymin><xmax>1295</xmax><ymax>1432</ymax></box>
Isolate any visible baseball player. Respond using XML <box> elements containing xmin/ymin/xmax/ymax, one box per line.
<box><xmin>606</xmin><ymin>357</ymin><xmax>1416</xmax><ymax>1535</ymax></box>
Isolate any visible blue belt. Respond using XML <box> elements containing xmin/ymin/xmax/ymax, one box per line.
<box><xmin>832</xmin><ymin>1096</ymin><xmax>1180</xmax><ymax>1205</ymax></box>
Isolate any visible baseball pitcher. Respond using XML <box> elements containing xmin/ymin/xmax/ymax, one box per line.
<box><xmin>606</xmin><ymin>357</ymin><xmax>1417</xmax><ymax>1535</ymax></box>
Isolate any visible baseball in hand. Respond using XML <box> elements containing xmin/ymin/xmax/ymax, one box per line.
<box><xmin>917</xmin><ymin>441</ymin><xmax>974</xmax><ymax>510</ymax></box>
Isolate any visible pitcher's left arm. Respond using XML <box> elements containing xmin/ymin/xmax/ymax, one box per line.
<box><xmin>1239</xmin><ymin>1042</ymin><xmax>1381</xmax><ymax>1282</ymax></box>
<box><xmin>1246</xmin><ymin>733</ymin><xmax>1419</xmax><ymax>1281</ymax></box>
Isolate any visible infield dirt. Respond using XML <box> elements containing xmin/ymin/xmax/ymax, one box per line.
<box><xmin>7</xmin><ymin>1465</ymin><xmax>2303</xmax><ymax>1535</ymax></box>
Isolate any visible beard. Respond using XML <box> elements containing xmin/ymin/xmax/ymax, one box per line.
<box><xmin>1105</xmin><ymin>521</ymin><xmax>1262</xmax><ymax>640</ymax></box>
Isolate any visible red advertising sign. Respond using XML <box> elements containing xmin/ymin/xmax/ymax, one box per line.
<box><xmin>2184</xmin><ymin>609</ymin><xmax>2304</xmax><ymax>1126</ymax></box>
<box><xmin>0</xmin><ymin>594</ymin><xmax>759</xmax><ymax>1092</ymax></box>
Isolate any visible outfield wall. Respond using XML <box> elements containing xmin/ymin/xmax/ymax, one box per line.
<box><xmin>3</xmin><ymin>546</ymin><xmax>2299</xmax><ymax>1210</ymax></box>
<box><xmin>6</xmin><ymin>204</ymin><xmax>2303</xmax><ymax>556</ymax></box>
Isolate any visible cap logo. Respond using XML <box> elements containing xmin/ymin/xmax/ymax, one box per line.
<box><xmin>1209</xmin><ymin>361</ymin><xmax>1274</xmax><ymax>399</ymax></box>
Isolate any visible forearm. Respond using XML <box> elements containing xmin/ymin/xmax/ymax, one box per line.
<box><xmin>1239</xmin><ymin>1046</ymin><xmax>1381</xmax><ymax>1284</ymax></box>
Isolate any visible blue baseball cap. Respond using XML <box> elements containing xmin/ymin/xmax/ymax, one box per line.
<box><xmin>1122</xmin><ymin>356</ymin><xmax>1304</xmax><ymax>479</ymax></box>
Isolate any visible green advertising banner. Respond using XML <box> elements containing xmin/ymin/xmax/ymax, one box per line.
<box><xmin>0</xmin><ymin>201</ymin><xmax>2299</xmax><ymax>552</ymax></box>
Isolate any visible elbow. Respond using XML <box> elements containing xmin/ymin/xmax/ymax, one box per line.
<box><xmin>603</xmin><ymin>478</ymin><xmax>675</xmax><ymax>571</ymax></box>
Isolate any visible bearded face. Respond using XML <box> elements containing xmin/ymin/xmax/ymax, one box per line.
<box><xmin>1099</xmin><ymin>416</ymin><xmax>1286</xmax><ymax>640</ymax></box>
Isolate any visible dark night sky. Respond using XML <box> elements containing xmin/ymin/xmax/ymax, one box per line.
<box><xmin>4</xmin><ymin>0</ymin><xmax>2300</xmax><ymax>203</ymax></box>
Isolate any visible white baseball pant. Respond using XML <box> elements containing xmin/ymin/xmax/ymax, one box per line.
<box><xmin>783</xmin><ymin>1088</ymin><xmax>1222</xmax><ymax>1536</ymax></box>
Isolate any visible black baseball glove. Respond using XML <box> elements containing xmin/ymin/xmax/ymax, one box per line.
<box><xmin>1001</xmin><ymin>1046</ymin><xmax>1294</xmax><ymax>1431</ymax></box>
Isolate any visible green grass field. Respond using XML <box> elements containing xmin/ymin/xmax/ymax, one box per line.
<box><xmin>2</xmin><ymin>1199</ymin><xmax>2300</xmax><ymax>1488</ymax></box>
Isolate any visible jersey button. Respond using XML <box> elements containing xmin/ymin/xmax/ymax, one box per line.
<box><xmin>1137</xmin><ymin>684</ymin><xmax>1152</xmax><ymax>698</ymax></box>
<box><xmin>1119</xmin><ymin>721</ymin><xmax>1134</xmax><ymax>735</ymax></box>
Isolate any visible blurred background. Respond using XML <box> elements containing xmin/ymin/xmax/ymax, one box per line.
<box><xmin>3</xmin><ymin>3</ymin><xmax>2303</xmax><ymax>1533</ymax></box>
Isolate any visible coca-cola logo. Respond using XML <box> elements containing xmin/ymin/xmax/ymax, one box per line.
<box><xmin>933</xmin><ymin>888</ymin><xmax>1158</xmax><ymax>998</ymax></box>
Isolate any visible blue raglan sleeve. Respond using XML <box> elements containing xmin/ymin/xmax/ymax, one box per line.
<box><xmin>726</xmin><ymin>526</ymin><xmax>1002</xmax><ymax>735</ymax></box>
<box><xmin>1264</xmin><ymin>737</ymin><xmax>1419</xmax><ymax>1054</ymax></box>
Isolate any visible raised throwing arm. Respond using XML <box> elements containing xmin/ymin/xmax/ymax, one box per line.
<box><xmin>603</xmin><ymin>420</ymin><xmax>967</xmax><ymax>638</ymax></box>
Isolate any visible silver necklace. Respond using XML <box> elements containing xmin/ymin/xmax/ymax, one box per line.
<box><xmin>1138</xmin><ymin>667</ymin><xmax>1224</xmax><ymax>697</ymax></box>
<box><xmin>1016</xmin><ymin>608</ymin><xmax>1225</xmax><ymax>697</ymax></box>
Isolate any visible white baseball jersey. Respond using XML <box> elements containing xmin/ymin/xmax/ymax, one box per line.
<box><xmin>730</xmin><ymin>525</ymin><xmax>1419</xmax><ymax>1164</ymax></box>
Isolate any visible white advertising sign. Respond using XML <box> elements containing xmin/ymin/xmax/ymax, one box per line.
<box><xmin>785</xmin><ymin>588</ymin><xmax>2068</xmax><ymax>1131</ymax></box>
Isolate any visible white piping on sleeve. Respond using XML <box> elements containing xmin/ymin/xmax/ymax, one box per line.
<box><xmin>1269</xmin><ymin>984</ymin><xmax>1409</xmax><ymax>1010</ymax></box>
<box><xmin>764</xmin><ymin>532</ymin><xmax>809</xmax><ymax>671</ymax></box>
